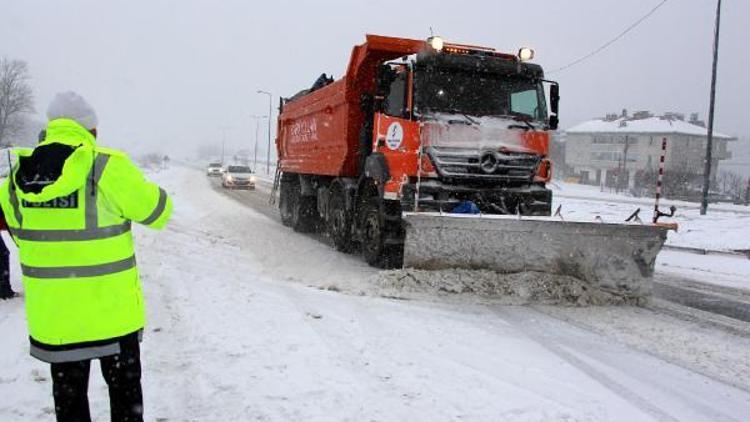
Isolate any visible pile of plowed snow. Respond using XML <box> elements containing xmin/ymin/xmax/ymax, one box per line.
<box><xmin>373</xmin><ymin>269</ymin><xmax>644</xmax><ymax>306</ymax></box>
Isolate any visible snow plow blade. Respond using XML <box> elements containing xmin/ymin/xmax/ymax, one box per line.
<box><xmin>401</xmin><ymin>213</ymin><xmax>671</xmax><ymax>298</ymax></box>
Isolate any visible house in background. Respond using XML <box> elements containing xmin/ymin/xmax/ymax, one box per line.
<box><xmin>564</xmin><ymin>110</ymin><xmax>735</xmax><ymax>190</ymax></box>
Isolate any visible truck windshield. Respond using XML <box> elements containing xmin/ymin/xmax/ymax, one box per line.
<box><xmin>415</xmin><ymin>68</ymin><xmax>547</xmax><ymax>121</ymax></box>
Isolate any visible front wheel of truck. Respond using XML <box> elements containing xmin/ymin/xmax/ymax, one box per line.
<box><xmin>360</xmin><ymin>197</ymin><xmax>402</xmax><ymax>269</ymax></box>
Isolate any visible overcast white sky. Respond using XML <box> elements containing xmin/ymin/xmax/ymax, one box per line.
<box><xmin>1</xmin><ymin>0</ymin><xmax>747</xmax><ymax>159</ymax></box>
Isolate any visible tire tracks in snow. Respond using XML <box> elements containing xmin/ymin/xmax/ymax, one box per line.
<box><xmin>275</xmin><ymin>284</ymin><xmax>424</xmax><ymax>420</ymax></box>
<box><xmin>493</xmin><ymin>306</ymin><xmax>744</xmax><ymax>422</ymax></box>
<box><xmin>280</xmin><ymin>286</ymin><xmax>608</xmax><ymax>420</ymax></box>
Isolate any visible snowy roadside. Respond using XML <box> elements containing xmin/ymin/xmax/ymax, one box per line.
<box><xmin>3</xmin><ymin>164</ymin><xmax>750</xmax><ymax>421</ymax></box>
<box><xmin>656</xmin><ymin>250</ymin><xmax>750</xmax><ymax>290</ymax></box>
<box><xmin>551</xmin><ymin>184</ymin><xmax>750</xmax><ymax>252</ymax></box>
<box><xmin>550</xmin><ymin>180</ymin><xmax>750</xmax><ymax>214</ymax></box>
<box><xmin>547</xmin><ymin>180</ymin><xmax>750</xmax><ymax>291</ymax></box>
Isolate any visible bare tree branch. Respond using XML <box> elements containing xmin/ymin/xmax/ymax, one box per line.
<box><xmin>0</xmin><ymin>57</ymin><xmax>35</xmax><ymax>146</ymax></box>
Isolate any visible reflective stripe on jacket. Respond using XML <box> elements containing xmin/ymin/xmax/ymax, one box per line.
<box><xmin>0</xmin><ymin>118</ymin><xmax>172</xmax><ymax>362</ymax></box>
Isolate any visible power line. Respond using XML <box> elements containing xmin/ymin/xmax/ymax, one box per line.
<box><xmin>549</xmin><ymin>0</ymin><xmax>669</xmax><ymax>74</ymax></box>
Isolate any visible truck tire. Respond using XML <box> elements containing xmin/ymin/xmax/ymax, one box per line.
<box><xmin>360</xmin><ymin>197</ymin><xmax>402</xmax><ymax>269</ymax></box>
<box><xmin>279</xmin><ymin>177</ymin><xmax>295</xmax><ymax>227</ymax></box>
<box><xmin>292</xmin><ymin>193</ymin><xmax>318</xmax><ymax>233</ymax></box>
<box><xmin>280</xmin><ymin>175</ymin><xmax>318</xmax><ymax>232</ymax></box>
<box><xmin>327</xmin><ymin>187</ymin><xmax>355</xmax><ymax>253</ymax></box>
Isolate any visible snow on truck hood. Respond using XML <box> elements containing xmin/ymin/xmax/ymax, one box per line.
<box><xmin>421</xmin><ymin>113</ymin><xmax>543</xmax><ymax>154</ymax></box>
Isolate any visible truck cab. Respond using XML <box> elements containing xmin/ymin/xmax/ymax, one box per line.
<box><xmin>368</xmin><ymin>43</ymin><xmax>558</xmax><ymax>215</ymax></box>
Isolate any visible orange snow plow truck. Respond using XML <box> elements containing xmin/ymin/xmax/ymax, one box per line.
<box><xmin>275</xmin><ymin>35</ymin><xmax>671</xmax><ymax>298</ymax></box>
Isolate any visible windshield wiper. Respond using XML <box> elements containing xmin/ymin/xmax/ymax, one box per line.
<box><xmin>497</xmin><ymin>114</ymin><xmax>537</xmax><ymax>131</ymax></box>
<box><xmin>439</xmin><ymin>109</ymin><xmax>480</xmax><ymax>125</ymax></box>
<box><xmin>514</xmin><ymin>118</ymin><xmax>536</xmax><ymax>130</ymax></box>
<box><xmin>461</xmin><ymin>113</ymin><xmax>479</xmax><ymax>125</ymax></box>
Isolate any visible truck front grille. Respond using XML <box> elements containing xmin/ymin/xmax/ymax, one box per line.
<box><xmin>428</xmin><ymin>147</ymin><xmax>540</xmax><ymax>182</ymax></box>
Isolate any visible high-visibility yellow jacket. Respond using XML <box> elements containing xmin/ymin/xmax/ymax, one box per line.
<box><xmin>0</xmin><ymin>118</ymin><xmax>172</xmax><ymax>363</ymax></box>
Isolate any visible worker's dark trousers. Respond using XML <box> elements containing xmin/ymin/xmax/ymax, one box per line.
<box><xmin>50</xmin><ymin>335</ymin><xmax>143</xmax><ymax>422</ymax></box>
<box><xmin>0</xmin><ymin>237</ymin><xmax>13</xmax><ymax>299</ymax></box>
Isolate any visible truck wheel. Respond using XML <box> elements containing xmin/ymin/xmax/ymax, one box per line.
<box><xmin>280</xmin><ymin>176</ymin><xmax>318</xmax><ymax>232</ymax></box>
<box><xmin>292</xmin><ymin>194</ymin><xmax>317</xmax><ymax>233</ymax></box>
<box><xmin>279</xmin><ymin>178</ymin><xmax>295</xmax><ymax>227</ymax></box>
<box><xmin>327</xmin><ymin>188</ymin><xmax>355</xmax><ymax>253</ymax></box>
<box><xmin>360</xmin><ymin>197</ymin><xmax>401</xmax><ymax>269</ymax></box>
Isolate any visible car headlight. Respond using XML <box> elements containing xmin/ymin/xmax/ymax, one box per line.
<box><xmin>249</xmin><ymin>176</ymin><xmax>256</xmax><ymax>183</ymax></box>
<box><xmin>226</xmin><ymin>175</ymin><xmax>233</xmax><ymax>182</ymax></box>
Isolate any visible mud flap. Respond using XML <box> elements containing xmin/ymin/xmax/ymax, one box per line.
<box><xmin>401</xmin><ymin>213</ymin><xmax>670</xmax><ymax>298</ymax></box>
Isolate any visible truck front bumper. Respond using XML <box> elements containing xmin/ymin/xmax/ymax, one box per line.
<box><xmin>399</xmin><ymin>182</ymin><xmax>552</xmax><ymax>216</ymax></box>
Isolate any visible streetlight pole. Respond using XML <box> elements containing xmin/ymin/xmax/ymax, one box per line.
<box><xmin>257</xmin><ymin>90</ymin><xmax>273</xmax><ymax>174</ymax></box>
<box><xmin>220</xmin><ymin>128</ymin><xmax>227</xmax><ymax>164</ymax></box>
<box><xmin>250</xmin><ymin>114</ymin><xmax>267</xmax><ymax>172</ymax></box>
<box><xmin>218</xmin><ymin>126</ymin><xmax>231</xmax><ymax>165</ymax></box>
<box><xmin>700</xmin><ymin>0</ymin><xmax>723</xmax><ymax>215</ymax></box>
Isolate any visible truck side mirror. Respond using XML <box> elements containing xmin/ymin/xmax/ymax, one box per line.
<box><xmin>549</xmin><ymin>115</ymin><xmax>559</xmax><ymax>130</ymax></box>
<box><xmin>550</xmin><ymin>84</ymin><xmax>559</xmax><ymax>115</ymax></box>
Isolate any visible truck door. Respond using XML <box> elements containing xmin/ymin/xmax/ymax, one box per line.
<box><xmin>373</xmin><ymin>65</ymin><xmax>421</xmax><ymax>200</ymax></box>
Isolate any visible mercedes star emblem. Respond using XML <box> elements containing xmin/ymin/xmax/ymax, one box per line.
<box><xmin>479</xmin><ymin>152</ymin><xmax>498</xmax><ymax>174</ymax></box>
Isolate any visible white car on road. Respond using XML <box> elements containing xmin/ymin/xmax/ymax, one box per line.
<box><xmin>222</xmin><ymin>165</ymin><xmax>256</xmax><ymax>190</ymax></box>
<box><xmin>206</xmin><ymin>162</ymin><xmax>224</xmax><ymax>177</ymax></box>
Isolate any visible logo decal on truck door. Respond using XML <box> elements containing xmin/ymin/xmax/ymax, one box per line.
<box><xmin>385</xmin><ymin>122</ymin><xmax>404</xmax><ymax>150</ymax></box>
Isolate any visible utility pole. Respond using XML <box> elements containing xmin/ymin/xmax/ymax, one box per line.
<box><xmin>257</xmin><ymin>90</ymin><xmax>273</xmax><ymax>174</ymax></box>
<box><xmin>250</xmin><ymin>115</ymin><xmax>267</xmax><ymax>172</ymax></box>
<box><xmin>221</xmin><ymin>129</ymin><xmax>226</xmax><ymax>164</ymax></box>
<box><xmin>700</xmin><ymin>0</ymin><xmax>722</xmax><ymax>215</ymax></box>
<box><xmin>621</xmin><ymin>134</ymin><xmax>630</xmax><ymax>193</ymax></box>
<box><xmin>219</xmin><ymin>126</ymin><xmax>231</xmax><ymax>165</ymax></box>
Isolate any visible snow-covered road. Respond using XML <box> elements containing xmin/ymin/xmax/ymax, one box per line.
<box><xmin>2</xmin><ymin>165</ymin><xmax>750</xmax><ymax>421</ymax></box>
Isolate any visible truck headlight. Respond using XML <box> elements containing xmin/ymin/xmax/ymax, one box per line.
<box><xmin>518</xmin><ymin>47</ymin><xmax>535</xmax><ymax>61</ymax></box>
<box><xmin>250</xmin><ymin>176</ymin><xmax>256</xmax><ymax>183</ymax></box>
<box><xmin>428</xmin><ymin>36</ymin><xmax>444</xmax><ymax>52</ymax></box>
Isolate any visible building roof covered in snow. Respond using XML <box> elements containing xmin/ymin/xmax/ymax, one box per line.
<box><xmin>566</xmin><ymin>115</ymin><xmax>735</xmax><ymax>140</ymax></box>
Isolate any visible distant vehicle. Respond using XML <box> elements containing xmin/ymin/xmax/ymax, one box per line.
<box><xmin>206</xmin><ymin>162</ymin><xmax>223</xmax><ymax>176</ymax></box>
<box><xmin>222</xmin><ymin>165</ymin><xmax>256</xmax><ymax>189</ymax></box>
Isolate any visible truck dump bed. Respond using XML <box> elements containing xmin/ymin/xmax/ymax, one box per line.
<box><xmin>277</xmin><ymin>35</ymin><xmax>427</xmax><ymax>177</ymax></box>
<box><xmin>277</xmin><ymin>79</ymin><xmax>358</xmax><ymax>176</ymax></box>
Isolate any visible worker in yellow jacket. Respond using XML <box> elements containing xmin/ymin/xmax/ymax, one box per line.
<box><xmin>0</xmin><ymin>91</ymin><xmax>172</xmax><ymax>422</ymax></box>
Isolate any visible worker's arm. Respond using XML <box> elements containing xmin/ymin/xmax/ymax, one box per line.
<box><xmin>99</xmin><ymin>154</ymin><xmax>173</xmax><ymax>229</ymax></box>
